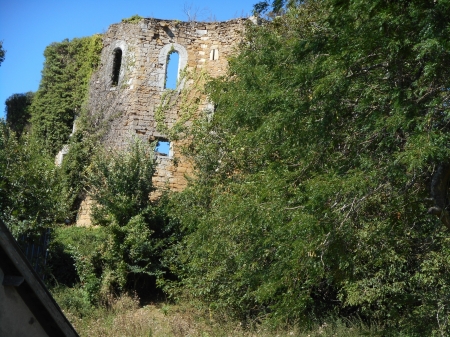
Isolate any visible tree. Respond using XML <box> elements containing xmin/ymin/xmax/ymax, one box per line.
<box><xmin>0</xmin><ymin>121</ymin><xmax>65</xmax><ymax>239</ymax></box>
<box><xmin>5</xmin><ymin>92</ymin><xmax>34</xmax><ymax>136</ymax></box>
<box><xmin>82</xmin><ymin>138</ymin><xmax>178</xmax><ymax>300</ymax></box>
<box><xmin>169</xmin><ymin>0</ymin><xmax>450</xmax><ymax>334</ymax></box>
<box><xmin>253</xmin><ymin>0</ymin><xmax>287</xmax><ymax>15</ymax></box>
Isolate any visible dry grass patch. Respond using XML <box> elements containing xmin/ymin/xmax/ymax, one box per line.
<box><xmin>55</xmin><ymin>292</ymin><xmax>376</xmax><ymax>337</ymax></box>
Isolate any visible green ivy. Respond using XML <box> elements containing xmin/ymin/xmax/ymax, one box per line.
<box><xmin>29</xmin><ymin>35</ymin><xmax>102</xmax><ymax>154</ymax></box>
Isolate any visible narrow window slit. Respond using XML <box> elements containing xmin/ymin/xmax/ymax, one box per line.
<box><xmin>112</xmin><ymin>48</ymin><xmax>122</xmax><ymax>86</ymax></box>
<box><xmin>210</xmin><ymin>49</ymin><xmax>219</xmax><ymax>61</ymax></box>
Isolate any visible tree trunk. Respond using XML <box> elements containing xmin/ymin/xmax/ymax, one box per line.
<box><xmin>428</xmin><ymin>163</ymin><xmax>450</xmax><ymax>230</ymax></box>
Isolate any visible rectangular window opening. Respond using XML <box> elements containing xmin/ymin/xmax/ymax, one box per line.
<box><xmin>156</xmin><ymin>139</ymin><xmax>171</xmax><ymax>156</ymax></box>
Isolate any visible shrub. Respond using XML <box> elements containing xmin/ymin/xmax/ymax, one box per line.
<box><xmin>0</xmin><ymin>121</ymin><xmax>65</xmax><ymax>238</ymax></box>
<box><xmin>121</xmin><ymin>15</ymin><xmax>143</xmax><ymax>24</ymax></box>
<box><xmin>56</xmin><ymin>137</ymin><xmax>180</xmax><ymax>301</ymax></box>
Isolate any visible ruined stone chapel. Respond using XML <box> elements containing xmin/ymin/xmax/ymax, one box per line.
<box><xmin>76</xmin><ymin>17</ymin><xmax>250</xmax><ymax>225</ymax></box>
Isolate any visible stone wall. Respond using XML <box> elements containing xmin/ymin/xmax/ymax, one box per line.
<box><xmin>76</xmin><ymin>17</ymin><xmax>248</xmax><ymax>226</ymax></box>
<box><xmin>76</xmin><ymin>196</ymin><xmax>94</xmax><ymax>227</ymax></box>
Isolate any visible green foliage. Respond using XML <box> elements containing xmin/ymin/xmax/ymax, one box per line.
<box><xmin>58</xmin><ymin>114</ymin><xmax>98</xmax><ymax>220</ymax></box>
<box><xmin>121</xmin><ymin>15</ymin><xmax>143</xmax><ymax>24</ymax></box>
<box><xmin>0</xmin><ymin>35</ymin><xmax>103</xmax><ymax>232</ymax></box>
<box><xmin>50</xmin><ymin>225</ymin><xmax>108</xmax><ymax>303</ymax></box>
<box><xmin>253</xmin><ymin>0</ymin><xmax>288</xmax><ymax>15</ymax></box>
<box><xmin>29</xmin><ymin>35</ymin><xmax>102</xmax><ymax>154</ymax></box>
<box><xmin>52</xmin><ymin>292</ymin><xmax>380</xmax><ymax>337</ymax></box>
<box><xmin>51</xmin><ymin>284</ymin><xmax>95</xmax><ymax>318</ymax></box>
<box><xmin>0</xmin><ymin>121</ymin><xmax>65</xmax><ymax>238</ymax></box>
<box><xmin>168</xmin><ymin>1</ymin><xmax>450</xmax><ymax>335</ymax></box>
<box><xmin>88</xmin><ymin>138</ymin><xmax>156</xmax><ymax>227</ymax></box>
<box><xmin>22</xmin><ymin>35</ymin><xmax>104</xmax><ymax>223</ymax></box>
<box><xmin>5</xmin><ymin>92</ymin><xmax>34</xmax><ymax>136</ymax></box>
<box><xmin>75</xmin><ymin>138</ymin><xmax>180</xmax><ymax>300</ymax></box>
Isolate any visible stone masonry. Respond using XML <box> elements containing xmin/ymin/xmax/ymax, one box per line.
<box><xmin>76</xmin><ymin>17</ymin><xmax>249</xmax><ymax>226</ymax></box>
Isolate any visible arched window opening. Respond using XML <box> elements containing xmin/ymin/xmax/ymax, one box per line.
<box><xmin>111</xmin><ymin>48</ymin><xmax>122</xmax><ymax>86</ymax></box>
<box><xmin>156</xmin><ymin>44</ymin><xmax>187</xmax><ymax>89</ymax></box>
<box><xmin>156</xmin><ymin>139</ymin><xmax>171</xmax><ymax>156</ymax></box>
<box><xmin>165</xmin><ymin>51</ymin><xmax>179</xmax><ymax>89</ymax></box>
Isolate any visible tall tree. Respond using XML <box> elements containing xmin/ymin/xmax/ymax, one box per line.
<box><xmin>170</xmin><ymin>0</ymin><xmax>450</xmax><ymax>334</ymax></box>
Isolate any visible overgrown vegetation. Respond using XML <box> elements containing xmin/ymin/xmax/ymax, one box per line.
<box><xmin>3</xmin><ymin>1</ymin><xmax>450</xmax><ymax>336</ymax></box>
<box><xmin>165</xmin><ymin>0</ymin><xmax>450</xmax><ymax>335</ymax></box>
<box><xmin>30</xmin><ymin>35</ymin><xmax>102</xmax><ymax>154</ymax></box>
<box><xmin>1</xmin><ymin>35</ymin><xmax>103</xmax><ymax>238</ymax></box>
<box><xmin>5</xmin><ymin>92</ymin><xmax>34</xmax><ymax>136</ymax></box>
<box><xmin>121</xmin><ymin>15</ymin><xmax>143</xmax><ymax>24</ymax></box>
<box><xmin>0</xmin><ymin>121</ymin><xmax>65</xmax><ymax>238</ymax></box>
<box><xmin>85</xmin><ymin>139</ymin><xmax>177</xmax><ymax>300</ymax></box>
<box><xmin>52</xmin><ymin>292</ymin><xmax>377</xmax><ymax>337</ymax></box>
<box><xmin>47</xmin><ymin>140</ymin><xmax>178</xmax><ymax>306</ymax></box>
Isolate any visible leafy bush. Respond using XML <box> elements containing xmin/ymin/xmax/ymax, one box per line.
<box><xmin>49</xmin><ymin>225</ymin><xmax>107</xmax><ymax>301</ymax></box>
<box><xmin>51</xmin><ymin>285</ymin><xmax>95</xmax><ymax>319</ymax></box>
<box><xmin>56</xmin><ymin>138</ymin><xmax>180</xmax><ymax>301</ymax></box>
<box><xmin>88</xmin><ymin>138</ymin><xmax>156</xmax><ymax>227</ymax></box>
<box><xmin>0</xmin><ymin>121</ymin><xmax>66</xmax><ymax>238</ymax></box>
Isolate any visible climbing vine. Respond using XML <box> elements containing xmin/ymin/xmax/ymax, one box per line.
<box><xmin>155</xmin><ymin>67</ymin><xmax>209</xmax><ymax>142</ymax></box>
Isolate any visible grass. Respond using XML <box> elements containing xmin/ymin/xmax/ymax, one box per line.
<box><xmin>51</xmin><ymin>286</ymin><xmax>380</xmax><ymax>337</ymax></box>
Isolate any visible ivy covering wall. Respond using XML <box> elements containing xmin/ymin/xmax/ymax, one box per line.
<box><xmin>29</xmin><ymin>35</ymin><xmax>102</xmax><ymax>153</ymax></box>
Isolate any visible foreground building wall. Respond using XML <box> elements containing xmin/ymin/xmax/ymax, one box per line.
<box><xmin>0</xmin><ymin>221</ymin><xmax>78</xmax><ymax>337</ymax></box>
<box><xmin>0</xmin><ymin>268</ymin><xmax>48</xmax><ymax>337</ymax></box>
<box><xmin>77</xmin><ymin>18</ymin><xmax>248</xmax><ymax>225</ymax></box>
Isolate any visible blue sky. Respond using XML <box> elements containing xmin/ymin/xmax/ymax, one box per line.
<box><xmin>0</xmin><ymin>0</ymin><xmax>257</xmax><ymax>119</ymax></box>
